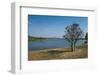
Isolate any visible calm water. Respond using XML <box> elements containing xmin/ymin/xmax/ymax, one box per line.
<box><xmin>28</xmin><ymin>39</ymin><xmax>85</xmax><ymax>51</ymax></box>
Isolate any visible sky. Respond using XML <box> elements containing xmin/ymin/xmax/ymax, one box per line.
<box><xmin>28</xmin><ymin>15</ymin><xmax>88</xmax><ymax>38</ymax></box>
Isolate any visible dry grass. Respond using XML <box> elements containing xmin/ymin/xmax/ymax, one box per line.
<box><xmin>28</xmin><ymin>47</ymin><xmax>88</xmax><ymax>61</ymax></box>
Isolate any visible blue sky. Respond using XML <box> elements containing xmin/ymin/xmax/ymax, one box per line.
<box><xmin>28</xmin><ymin>15</ymin><xmax>88</xmax><ymax>38</ymax></box>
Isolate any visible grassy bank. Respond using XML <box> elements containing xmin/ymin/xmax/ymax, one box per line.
<box><xmin>28</xmin><ymin>45</ymin><xmax>88</xmax><ymax>60</ymax></box>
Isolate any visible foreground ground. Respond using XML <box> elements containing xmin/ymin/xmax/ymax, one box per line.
<box><xmin>28</xmin><ymin>46</ymin><xmax>88</xmax><ymax>61</ymax></box>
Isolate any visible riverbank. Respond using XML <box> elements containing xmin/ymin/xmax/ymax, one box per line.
<box><xmin>28</xmin><ymin>47</ymin><xmax>88</xmax><ymax>60</ymax></box>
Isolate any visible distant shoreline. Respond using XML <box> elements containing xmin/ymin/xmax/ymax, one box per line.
<box><xmin>28</xmin><ymin>35</ymin><xmax>85</xmax><ymax>42</ymax></box>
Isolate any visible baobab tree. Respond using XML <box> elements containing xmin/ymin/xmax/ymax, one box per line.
<box><xmin>63</xmin><ymin>23</ymin><xmax>83</xmax><ymax>51</ymax></box>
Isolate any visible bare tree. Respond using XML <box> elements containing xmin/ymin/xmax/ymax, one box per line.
<box><xmin>63</xmin><ymin>23</ymin><xmax>83</xmax><ymax>51</ymax></box>
<box><xmin>85</xmin><ymin>32</ymin><xmax>88</xmax><ymax>44</ymax></box>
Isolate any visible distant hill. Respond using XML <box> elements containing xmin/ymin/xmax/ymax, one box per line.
<box><xmin>28</xmin><ymin>35</ymin><xmax>48</xmax><ymax>42</ymax></box>
<box><xmin>28</xmin><ymin>36</ymin><xmax>49</xmax><ymax>39</ymax></box>
<box><xmin>28</xmin><ymin>35</ymin><xmax>62</xmax><ymax>39</ymax></box>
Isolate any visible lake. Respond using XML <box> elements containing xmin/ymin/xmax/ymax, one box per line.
<box><xmin>28</xmin><ymin>38</ymin><xmax>85</xmax><ymax>51</ymax></box>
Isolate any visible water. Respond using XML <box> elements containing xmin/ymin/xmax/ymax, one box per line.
<box><xmin>28</xmin><ymin>39</ymin><xmax>85</xmax><ymax>51</ymax></box>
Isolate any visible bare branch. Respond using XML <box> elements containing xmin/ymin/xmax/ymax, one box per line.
<box><xmin>63</xmin><ymin>23</ymin><xmax>84</xmax><ymax>51</ymax></box>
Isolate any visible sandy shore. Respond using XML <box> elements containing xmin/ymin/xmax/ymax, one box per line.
<box><xmin>29</xmin><ymin>48</ymin><xmax>71</xmax><ymax>53</ymax></box>
<box><xmin>28</xmin><ymin>47</ymin><xmax>88</xmax><ymax>60</ymax></box>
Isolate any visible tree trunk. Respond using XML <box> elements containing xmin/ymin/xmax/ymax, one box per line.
<box><xmin>72</xmin><ymin>42</ymin><xmax>76</xmax><ymax>52</ymax></box>
<box><xmin>74</xmin><ymin>42</ymin><xmax>77</xmax><ymax>51</ymax></box>
<box><xmin>71</xmin><ymin>44</ymin><xmax>73</xmax><ymax>52</ymax></box>
<box><xmin>73</xmin><ymin>43</ymin><xmax>75</xmax><ymax>51</ymax></box>
<box><xmin>71</xmin><ymin>42</ymin><xmax>74</xmax><ymax>52</ymax></box>
<box><xmin>72</xmin><ymin>43</ymin><xmax>74</xmax><ymax>51</ymax></box>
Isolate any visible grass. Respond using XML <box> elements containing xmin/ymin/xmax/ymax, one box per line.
<box><xmin>28</xmin><ymin>45</ymin><xmax>88</xmax><ymax>60</ymax></box>
<box><xmin>76</xmin><ymin>44</ymin><xmax>88</xmax><ymax>49</ymax></box>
